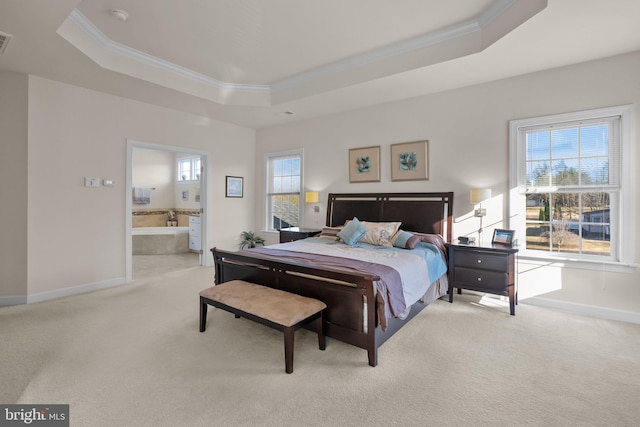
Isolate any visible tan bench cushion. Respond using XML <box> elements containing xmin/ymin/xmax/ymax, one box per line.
<box><xmin>200</xmin><ymin>280</ymin><xmax>326</xmax><ymax>327</ymax></box>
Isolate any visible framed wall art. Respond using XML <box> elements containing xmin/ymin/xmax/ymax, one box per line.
<box><xmin>348</xmin><ymin>146</ymin><xmax>381</xmax><ymax>183</ymax></box>
<box><xmin>390</xmin><ymin>140</ymin><xmax>429</xmax><ymax>181</ymax></box>
<box><xmin>225</xmin><ymin>176</ymin><xmax>243</xmax><ymax>198</ymax></box>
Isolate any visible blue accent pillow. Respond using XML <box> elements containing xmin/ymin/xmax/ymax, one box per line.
<box><xmin>337</xmin><ymin>217</ymin><xmax>368</xmax><ymax>245</ymax></box>
<box><xmin>391</xmin><ymin>230</ymin><xmax>422</xmax><ymax>249</ymax></box>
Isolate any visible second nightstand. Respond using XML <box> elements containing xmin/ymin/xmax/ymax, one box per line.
<box><xmin>448</xmin><ymin>243</ymin><xmax>519</xmax><ymax>315</ymax></box>
<box><xmin>279</xmin><ymin>227</ymin><xmax>322</xmax><ymax>243</ymax></box>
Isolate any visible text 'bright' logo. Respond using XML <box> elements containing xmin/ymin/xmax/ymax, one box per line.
<box><xmin>1</xmin><ymin>405</ymin><xmax>68</xmax><ymax>426</ymax></box>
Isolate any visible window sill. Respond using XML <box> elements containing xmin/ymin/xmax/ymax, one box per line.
<box><xmin>517</xmin><ymin>253</ymin><xmax>637</xmax><ymax>274</ymax></box>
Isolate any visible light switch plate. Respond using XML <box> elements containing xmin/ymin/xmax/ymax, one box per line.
<box><xmin>84</xmin><ymin>177</ymin><xmax>100</xmax><ymax>187</ymax></box>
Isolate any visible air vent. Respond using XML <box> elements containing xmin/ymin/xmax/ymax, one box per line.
<box><xmin>0</xmin><ymin>31</ymin><xmax>13</xmax><ymax>55</ymax></box>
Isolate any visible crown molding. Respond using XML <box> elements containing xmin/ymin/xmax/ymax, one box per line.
<box><xmin>67</xmin><ymin>9</ymin><xmax>270</xmax><ymax>94</ymax></box>
<box><xmin>59</xmin><ymin>0</ymin><xmax>546</xmax><ymax>106</ymax></box>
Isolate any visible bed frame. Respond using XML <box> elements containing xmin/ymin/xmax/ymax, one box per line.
<box><xmin>211</xmin><ymin>192</ymin><xmax>453</xmax><ymax>366</ymax></box>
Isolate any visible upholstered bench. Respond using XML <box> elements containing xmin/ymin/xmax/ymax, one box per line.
<box><xmin>199</xmin><ymin>280</ymin><xmax>327</xmax><ymax>373</ymax></box>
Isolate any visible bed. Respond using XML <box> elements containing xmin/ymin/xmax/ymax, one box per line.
<box><xmin>211</xmin><ymin>192</ymin><xmax>454</xmax><ymax>366</ymax></box>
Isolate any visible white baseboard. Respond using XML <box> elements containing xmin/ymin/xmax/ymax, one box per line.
<box><xmin>0</xmin><ymin>277</ymin><xmax>127</xmax><ymax>307</ymax></box>
<box><xmin>521</xmin><ymin>296</ymin><xmax>640</xmax><ymax>325</ymax></box>
<box><xmin>27</xmin><ymin>277</ymin><xmax>127</xmax><ymax>304</ymax></box>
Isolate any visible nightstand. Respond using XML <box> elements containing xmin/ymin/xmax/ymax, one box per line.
<box><xmin>447</xmin><ymin>243</ymin><xmax>519</xmax><ymax>315</ymax></box>
<box><xmin>279</xmin><ymin>227</ymin><xmax>322</xmax><ymax>243</ymax></box>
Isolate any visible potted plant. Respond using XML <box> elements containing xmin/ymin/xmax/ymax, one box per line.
<box><xmin>239</xmin><ymin>231</ymin><xmax>265</xmax><ymax>249</ymax></box>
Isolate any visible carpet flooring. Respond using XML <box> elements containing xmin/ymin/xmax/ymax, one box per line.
<box><xmin>1</xmin><ymin>266</ymin><xmax>639</xmax><ymax>426</ymax></box>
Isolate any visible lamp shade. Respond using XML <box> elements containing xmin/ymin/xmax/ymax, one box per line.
<box><xmin>305</xmin><ymin>191</ymin><xmax>319</xmax><ymax>203</ymax></box>
<box><xmin>470</xmin><ymin>188</ymin><xmax>491</xmax><ymax>204</ymax></box>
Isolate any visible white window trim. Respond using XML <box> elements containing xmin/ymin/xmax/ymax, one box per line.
<box><xmin>263</xmin><ymin>148</ymin><xmax>304</xmax><ymax>233</ymax></box>
<box><xmin>509</xmin><ymin>105</ymin><xmax>635</xmax><ymax>272</ymax></box>
<box><xmin>176</xmin><ymin>155</ymin><xmax>201</xmax><ymax>182</ymax></box>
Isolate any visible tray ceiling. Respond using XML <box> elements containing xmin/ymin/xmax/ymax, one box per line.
<box><xmin>1</xmin><ymin>0</ymin><xmax>640</xmax><ymax>128</ymax></box>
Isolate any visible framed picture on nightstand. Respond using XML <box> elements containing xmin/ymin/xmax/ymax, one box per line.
<box><xmin>492</xmin><ymin>229</ymin><xmax>515</xmax><ymax>246</ymax></box>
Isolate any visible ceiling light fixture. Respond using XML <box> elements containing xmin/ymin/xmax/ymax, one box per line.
<box><xmin>110</xmin><ymin>9</ymin><xmax>129</xmax><ymax>22</ymax></box>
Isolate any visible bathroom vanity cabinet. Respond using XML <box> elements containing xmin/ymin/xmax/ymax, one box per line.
<box><xmin>189</xmin><ymin>216</ymin><xmax>201</xmax><ymax>252</ymax></box>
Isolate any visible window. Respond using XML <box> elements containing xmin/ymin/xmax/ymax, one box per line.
<box><xmin>177</xmin><ymin>156</ymin><xmax>201</xmax><ymax>181</ymax></box>
<box><xmin>265</xmin><ymin>150</ymin><xmax>302</xmax><ymax>231</ymax></box>
<box><xmin>509</xmin><ymin>105</ymin><xmax>633</xmax><ymax>265</ymax></box>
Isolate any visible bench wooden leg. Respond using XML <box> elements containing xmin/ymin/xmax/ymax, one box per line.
<box><xmin>284</xmin><ymin>327</ymin><xmax>294</xmax><ymax>374</ymax></box>
<box><xmin>199</xmin><ymin>298</ymin><xmax>208</xmax><ymax>332</ymax></box>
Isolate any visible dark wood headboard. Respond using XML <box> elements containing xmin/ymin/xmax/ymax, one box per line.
<box><xmin>325</xmin><ymin>192</ymin><xmax>454</xmax><ymax>242</ymax></box>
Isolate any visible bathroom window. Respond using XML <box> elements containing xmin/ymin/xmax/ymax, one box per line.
<box><xmin>177</xmin><ymin>156</ymin><xmax>201</xmax><ymax>181</ymax></box>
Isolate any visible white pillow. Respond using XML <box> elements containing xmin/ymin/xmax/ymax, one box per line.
<box><xmin>358</xmin><ymin>221</ymin><xmax>401</xmax><ymax>247</ymax></box>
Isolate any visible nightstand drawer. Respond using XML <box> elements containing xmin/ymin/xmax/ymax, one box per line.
<box><xmin>454</xmin><ymin>267</ymin><xmax>508</xmax><ymax>292</ymax></box>
<box><xmin>455</xmin><ymin>250</ymin><xmax>508</xmax><ymax>271</ymax></box>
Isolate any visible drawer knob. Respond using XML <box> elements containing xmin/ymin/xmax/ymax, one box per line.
<box><xmin>477</xmin><ymin>277</ymin><xmax>482</xmax><ymax>282</ymax></box>
<box><xmin>477</xmin><ymin>259</ymin><xmax>482</xmax><ymax>264</ymax></box>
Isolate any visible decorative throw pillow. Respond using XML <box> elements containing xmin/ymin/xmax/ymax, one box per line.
<box><xmin>337</xmin><ymin>217</ymin><xmax>368</xmax><ymax>246</ymax></box>
<box><xmin>390</xmin><ymin>230</ymin><xmax>421</xmax><ymax>249</ymax></box>
<box><xmin>412</xmin><ymin>232</ymin><xmax>448</xmax><ymax>261</ymax></box>
<box><xmin>317</xmin><ymin>226</ymin><xmax>342</xmax><ymax>240</ymax></box>
<box><xmin>359</xmin><ymin>221</ymin><xmax>402</xmax><ymax>247</ymax></box>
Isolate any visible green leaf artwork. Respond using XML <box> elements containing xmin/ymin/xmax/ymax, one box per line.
<box><xmin>399</xmin><ymin>152</ymin><xmax>417</xmax><ymax>170</ymax></box>
<box><xmin>356</xmin><ymin>156</ymin><xmax>371</xmax><ymax>173</ymax></box>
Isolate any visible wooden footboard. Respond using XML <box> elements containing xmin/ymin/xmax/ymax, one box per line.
<box><xmin>212</xmin><ymin>248</ymin><xmax>382</xmax><ymax>366</ymax></box>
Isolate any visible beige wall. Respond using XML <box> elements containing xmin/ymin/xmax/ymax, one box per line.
<box><xmin>256</xmin><ymin>52</ymin><xmax>640</xmax><ymax>319</ymax></box>
<box><xmin>132</xmin><ymin>147</ymin><xmax>175</xmax><ymax>210</ymax></box>
<box><xmin>0</xmin><ymin>71</ymin><xmax>29</xmax><ymax>299</ymax></box>
<box><xmin>2</xmin><ymin>52</ymin><xmax>638</xmax><ymax>318</ymax></box>
<box><xmin>24</xmin><ymin>76</ymin><xmax>255</xmax><ymax>296</ymax></box>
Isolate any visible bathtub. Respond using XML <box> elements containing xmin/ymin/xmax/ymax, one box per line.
<box><xmin>132</xmin><ymin>227</ymin><xmax>189</xmax><ymax>255</ymax></box>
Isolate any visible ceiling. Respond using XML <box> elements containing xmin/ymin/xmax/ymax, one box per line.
<box><xmin>1</xmin><ymin>0</ymin><xmax>639</xmax><ymax>129</ymax></box>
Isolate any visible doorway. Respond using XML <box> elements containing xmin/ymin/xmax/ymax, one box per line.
<box><xmin>125</xmin><ymin>139</ymin><xmax>207</xmax><ymax>281</ymax></box>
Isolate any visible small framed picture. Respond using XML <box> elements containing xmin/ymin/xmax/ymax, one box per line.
<box><xmin>225</xmin><ymin>176</ymin><xmax>243</xmax><ymax>198</ymax></box>
<box><xmin>348</xmin><ymin>146</ymin><xmax>381</xmax><ymax>183</ymax></box>
<box><xmin>492</xmin><ymin>229</ymin><xmax>515</xmax><ymax>246</ymax></box>
<box><xmin>390</xmin><ymin>140</ymin><xmax>429</xmax><ymax>181</ymax></box>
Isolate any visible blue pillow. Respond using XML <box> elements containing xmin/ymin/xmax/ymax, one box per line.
<box><xmin>392</xmin><ymin>230</ymin><xmax>413</xmax><ymax>248</ymax></box>
<box><xmin>337</xmin><ymin>217</ymin><xmax>368</xmax><ymax>245</ymax></box>
<box><xmin>391</xmin><ymin>230</ymin><xmax>422</xmax><ymax>249</ymax></box>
